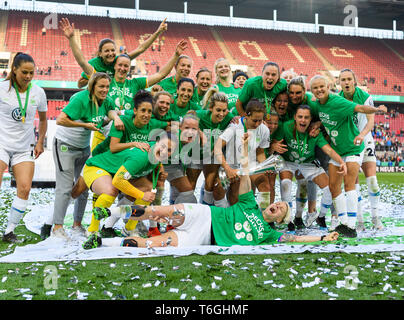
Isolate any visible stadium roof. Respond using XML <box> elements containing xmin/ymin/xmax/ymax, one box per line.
<box><xmin>34</xmin><ymin>0</ymin><xmax>404</xmax><ymax>30</ymax></box>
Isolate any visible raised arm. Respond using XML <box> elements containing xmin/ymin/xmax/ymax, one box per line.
<box><xmin>354</xmin><ymin>104</ymin><xmax>387</xmax><ymax>115</ymax></box>
<box><xmin>59</xmin><ymin>18</ymin><xmax>94</xmax><ymax>78</ymax></box>
<box><xmin>127</xmin><ymin>18</ymin><xmax>168</xmax><ymax>60</ymax></box>
<box><xmin>238</xmin><ymin>132</ymin><xmax>252</xmax><ymax>195</ymax></box>
<box><xmin>147</xmin><ymin>39</ymin><xmax>187</xmax><ymax>87</ymax></box>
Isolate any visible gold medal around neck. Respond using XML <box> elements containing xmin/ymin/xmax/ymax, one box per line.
<box><xmin>14</xmin><ymin>82</ymin><xmax>31</xmax><ymax>124</ymax></box>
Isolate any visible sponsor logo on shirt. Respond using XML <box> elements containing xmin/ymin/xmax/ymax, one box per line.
<box><xmin>242</xmin><ymin>211</ymin><xmax>264</xmax><ymax>239</ymax></box>
<box><xmin>11</xmin><ymin>107</ymin><xmax>23</xmax><ymax>122</ymax></box>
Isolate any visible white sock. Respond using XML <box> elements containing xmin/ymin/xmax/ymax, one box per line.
<box><xmin>333</xmin><ymin>193</ymin><xmax>347</xmax><ymax>225</ymax></box>
<box><xmin>202</xmin><ymin>189</ymin><xmax>214</xmax><ymax>205</ymax></box>
<box><xmin>346</xmin><ymin>190</ymin><xmax>358</xmax><ymax>229</ymax></box>
<box><xmin>5</xmin><ymin>197</ymin><xmax>28</xmax><ymax>234</ymax></box>
<box><xmin>366</xmin><ymin>176</ymin><xmax>380</xmax><ymax>218</ymax></box>
<box><xmin>214</xmin><ymin>197</ymin><xmax>229</xmax><ymax>208</ymax></box>
<box><xmin>295</xmin><ymin>180</ymin><xmax>307</xmax><ymax>218</ymax></box>
<box><xmin>355</xmin><ymin>183</ymin><xmax>363</xmax><ymax>223</ymax></box>
<box><xmin>105</xmin><ymin>197</ymin><xmax>133</xmax><ymax>228</ymax></box>
<box><xmin>280</xmin><ymin>179</ymin><xmax>293</xmax><ymax>210</ymax></box>
<box><xmin>319</xmin><ymin>186</ymin><xmax>332</xmax><ymax>218</ymax></box>
<box><xmin>101</xmin><ymin>237</ymin><xmax>124</xmax><ymax>247</ymax></box>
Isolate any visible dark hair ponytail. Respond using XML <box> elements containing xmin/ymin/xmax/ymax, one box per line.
<box><xmin>134</xmin><ymin>90</ymin><xmax>153</xmax><ymax>110</ymax></box>
<box><xmin>6</xmin><ymin>52</ymin><xmax>35</xmax><ymax>91</ymax></box>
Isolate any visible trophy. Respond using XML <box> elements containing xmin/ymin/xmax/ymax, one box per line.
<box><xmin>218</xmin><ymin>154</ymin><xmax>285</xmax><ymax>188</ymax></box>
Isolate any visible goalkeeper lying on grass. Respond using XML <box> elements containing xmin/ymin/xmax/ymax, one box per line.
<box><xmin>84</xmin><ymin>132</ymin><xmax>339</xmax><ymax>249</ymax></box>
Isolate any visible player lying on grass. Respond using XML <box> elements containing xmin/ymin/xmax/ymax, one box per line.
<box><xmin>83</xmin><ymin>132</ymin><xmax>339</xmax><ymax>249</ymax></box>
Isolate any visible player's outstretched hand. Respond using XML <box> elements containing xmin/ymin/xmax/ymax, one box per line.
<box><xmin>60</xmin><ymin>17</ymin><xmax>74</xmax><ymax>39</ymax></box>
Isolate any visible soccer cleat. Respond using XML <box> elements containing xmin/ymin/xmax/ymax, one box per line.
<box><xmin>100</xmin><ymin>226</ymin><xmax>121</xmax><ymax>238</ymax></box>
<box><xmin>335</xmin><ymin>224</ymin><xmax>357</xmax><ymax>238</ymax></box>
<box><xmin>82</xmin><ymin>233</ymin><xmax>102</xmax><ymax>250</ymax></box>
<box><xmin>287</xmin><ymin>221</ymin><xmax>296</xmax><ymax>231</ymax></box>
<box><xmin>304</xmin><ymin>211</ymin><xmax>319</xmax><ymax>228</ymax></box>
<box><xmin>316</xmin><ymin>216</ymin><xmax>328</xmax><ymax>230</ymax></box>
<box><xmin>148</xmin><ymin>227</ymin><xmax>161</xmax><ymax>237</ymax></box>
<box><xmin>372</xmin><ymin>216</ymin><xmax>384</xmax><ymax>230</ymax></box>
<box><xmin>40</xmin><ymin>224</ymin><xmax>52</xmax><ymax>240</ymax></box>
<box><xmin>293</xmin><ymin>217</ymin><xmax>305</xmax><ymax>229</ymax></box>
<box><xmin>92</xmin><ymin>207</ymin><xmax>111</xmax><ymax>220</ymax></box>
<box><xmin>2</xmin><ymin>232</ymin><xmax>20</xmax><ymax>243</ymax></box>
<box><xmin>122</xmin><ymin>238</ymin><xmax>138</xmax><ymax>247</ymax></box>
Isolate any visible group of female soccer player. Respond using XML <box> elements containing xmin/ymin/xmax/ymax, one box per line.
<box><xmin>0</xmin><ymin>17</ymin><xmax>388</xmax><ymax>245</ymax></box>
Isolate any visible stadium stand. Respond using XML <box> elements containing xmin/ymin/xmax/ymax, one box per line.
<box><xmin>305</xmin><ymin>33</ymin><xmax>403</xmax><ymax>95</ymax></box>
<box><xmin>46</xmin><ymin>100</ymin><xmax>66</xmax><ymax>120</ymax></box>
<box><xmin>2</xmin><ymin>10</ymin><xmax>402</xmax><ymax>95</ymax></box>
<box><xmin>118</xmin><ymin>19</ymin><xmax>225</xmax><ymax>79</ymax></box>
<box><xmin>215</xmin><ymin>27</ymin><xmax>325</xmax><ymax>80</ymax></box>
<box><xmin>4</xmin><ymin>11</ymin><xmax>113</xmax><ymax>81</ymax></box>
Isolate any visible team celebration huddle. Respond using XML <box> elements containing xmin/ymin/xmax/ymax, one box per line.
<box><xmin>0</xmin><ymin>17</ymin><xmax>389</xmax><ymax>251</ymax></box>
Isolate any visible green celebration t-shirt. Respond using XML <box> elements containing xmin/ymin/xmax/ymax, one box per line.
<box><xmin>310</xmin><ymin>94</ymin><xmax>364</xmax><ymax>157</ymax></box>
<box><xmin>110</xmin><ymin>114</ymin><xmax>167</xmax><ymax>143</ymax></box>
<box><xmin>216</xmin><ymin>83</ymin><xmax>242</xmax><ymax>114</ymax></box>
<box><xmin>92</xmin><ymin>114</ymin><xmax>167</xmax><ymax>156</ymax></box>
<box><xmin>152</xmin><ymin>109</ymin><xmax>181</xmax><ymax>122</ymax></box>
<box><xmin>273</xmin><ymin>120</ymin><xmax>328</xmax><ymax>164</ymax></box>
<box><xmin>81</xmin><ymin>56</ymin><xmax>117</xmax><ymax>80</ymax></box>
<box><xmin>338</xmin><ymin>86</ymin><xmax>370</xmax><ymax>128</ymax></box>
<box><xmin>210</xmin><ymin>191</ymin><xmax>283</xmax><ymax>246</ymax></box>
<box><xmin>62</xmin><ymin>90</ymin><xmax>115</xmax><ymax>128</ymax></box>
<box><xmin>191</xmin><ymin>87</ymin><xmax>206</xmax><ymax>108</ymax></box>
<box><xmin>157</xmin><ymin>76</ymin><xmax>178</xmax><ymax>96</ymax></box>
<box><xmin>287</xmin><ymin>92</ymin><xmax>316</xmax><ymax>119</ymax></box>
<box><xmin>170</xmin><ymin>98</ymin><xmax>201</xmax><ymax>118</ymax></box>
<box><xmin>86</xmin><ymin>144</ymin><xmax>158</xmax><ymax>178</ymax></box>
<box><xmin>196</xmin><ymin>109</ymin><xmax>233</xmax><ymax>152</ymax></box>
<box><xmin>108</xmin><ymin>77</ymin><xmax>148</xmax><ymax>111</ymax></box>
<box><xmin>238</xmin><ymin>76</ymin><xmax>288</xmax><ymax>114</ymax></box>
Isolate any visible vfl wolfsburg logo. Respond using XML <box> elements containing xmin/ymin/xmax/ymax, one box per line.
<box><xmin>11</xmin><ymin>108</ymin><xmax>23</xmax><ymax>121</ymax></box>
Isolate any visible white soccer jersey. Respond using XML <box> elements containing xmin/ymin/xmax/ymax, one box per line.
<box><xmin>356</xmin><ymin>96</ymin><xmax>374</xmax><ymax>143</ymax></box>
<box><xmin>219</xmin><ymin>120</ymin><xmax>270</xmax><ymax>169</ymax></box>
<box><xmin>0</xmin><ymin>80</ymin><xmax>47</xmax><ymax>152</ymax></box>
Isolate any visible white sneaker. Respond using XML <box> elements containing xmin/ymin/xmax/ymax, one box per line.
<box><xmin>305</xmin><ymin>211</ymin><xmax>319</xmax><ymax>227</ymax></box>
<box><xmin>52</xmin><ymin>227</ymin><xmax>71</xmax><ymax>241</ymax></box>
<box><xmin>71</xmin><ymin>225</ymin><xmax>87</xmax><ymax>237</ymax></box>
<box><xmin>372</xmin><ymin>216</ymin><xmax>384</xmax><ymax>230</ymax></box>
